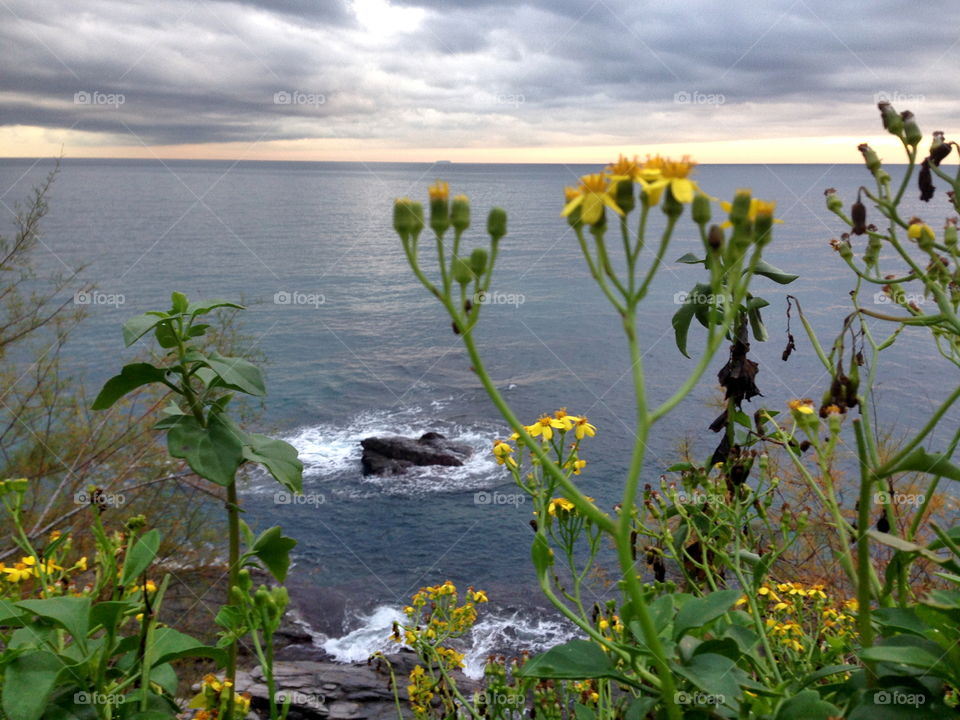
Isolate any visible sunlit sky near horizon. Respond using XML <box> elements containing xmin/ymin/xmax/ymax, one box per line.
<box><xmin>1</xmin><ymin>0</ymin><xmax>955</xmax><ymax>163</ymax></box>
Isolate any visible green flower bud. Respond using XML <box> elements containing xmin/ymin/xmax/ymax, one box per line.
<box><xmin>837</xmin><ymin>240</ymin><xmax>853</xmax><ymax>262</ymax></box>
<box><xmin>487</xmin><ymin>207</ymin><xmax>507</xmax><ymax>242</ymax></box>
<box><xmin>229</xmin><ymin>585</ymin><xmax>245</xmax><ymax>605</ymax></box>
<box><xmin>237</xmin><ymin>568</ymin><xmax>253</xmax><ymax>592</ymax></box>
<box><xmin>754</xmin><ymin>209</ymin><xmax>774</xmax><ymax>247</ymax></box>
<box><xmin>824</xmin><ymin>188</ymin><xmax>842</xmax><ymax>213</ymax></box>
<box><xmin>409</xmin><ymin>202</ymin><xmax>425</xmax><ymax>237</ymax></box>
<box><xmin>612</xmin><ymin>179</ymin><xmax>635</xmax><ymax>214</ymax></box>
<box><xmin>451</xmin><ymin>194</ymin><xmax>470</xmax><ymax>233</ymax></box>
<box><xmin>272</xmin><ymin>586</ymin><xmax>289</xmax><ymax>611</ymax></box>
<box><xmin>878</xmin><ymin>102</ymin><xmax>903</xmax><ymax>136</ymax></box>
<box><xmin>452</xmin><ymin>256</ymin><xmax>475</xmax><ymax>285</ymax></box>
<box><xmin>945</xmin><ymin>220</ymin><xmax>957</xmax><ymax>249</ymax></box>
<box><xmin>393</xmin><ymin>198</ymin><xmax>416</xmax><ymax>239</ymax></box>
<box><xmin>691</xmin><ymin>193</ymin><xmax>711</xmax><ymax>225</ymax></box>
<box><xmin>728</xmin><ymin>189</ymin><xmax>752</xmax><ymax>226</ymax></box>
<box><xmin>661</xmin><ymin>186</ymin><xmax>684</xmax><ymax>218</ymax></box>
<box><xmin>858</xmin><ymin>143</ymin><xmax>881</xmax><ymax>174</ymax></box>
<box><xmin>706</xmin><ymin>224</ymin><xmax>724</xmax><ymax>253</ymax></box>
<box><xmin>124</xmin><ymin>515</ymin><xmax>147</xmax><ymax>531</ymax></box>
<box><xmin>469</xmin><ymin>248</ymin><xmax>488</xmax><ymax>276</ymax></box>
<box><xmin>901</xmin><ymin>111</ymin><xmax>922</xmax><ymax>147</ymax></box>
<box><xmin>254</xmin><ymin>585</ymin><xmax>271</xmax><ymax>608</ymax></box>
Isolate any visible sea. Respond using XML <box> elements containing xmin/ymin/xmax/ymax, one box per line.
<box><xmin>1</xmin><ymin>158</ymin><xmax>957</xmax><ymax>675</ymax></box>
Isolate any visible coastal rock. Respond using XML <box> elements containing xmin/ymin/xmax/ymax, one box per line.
<box><xmin>360</xmin><ymin>432</ymin><xmax>472</xmax><ymax>476</ymax></box>
<box><xmin>233</xmin><ymin>651</ymin><xmax>479</xmax><ymax>720</ymax></box>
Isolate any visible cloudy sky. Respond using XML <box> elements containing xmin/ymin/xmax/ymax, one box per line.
<box><xmin>1</xmin><ymin>0</ymin><xmax>955</xmax><ymax>162</ymax></box>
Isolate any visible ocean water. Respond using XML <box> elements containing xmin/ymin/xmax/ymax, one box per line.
<box><xmin>1</xmin><ymin>158</ymin><xmax>957</xmax><ymax>669</ymax></box>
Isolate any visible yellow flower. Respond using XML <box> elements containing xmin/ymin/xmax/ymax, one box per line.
<box><xmin>641</xmin><ymin>155</ymin><xmax>699</xmax><ymax>203</ymax></box>
<box><xmin>49</xmin><ymin>531</ymin><xmax>62</xmax><ymax>541</ymax></box>
<box><xmin>553</xmin><ymin>408</ymin><xmax>579</xmax><ymax>431</ymax></box>
<box><xmin>772</xmin><ymin>602</ymin><xmax>789</xmax><ymax>611</ymax></box>
<box><xmin>735</xmin><ymin>594</ymin><xmax>748</xmax><ymax>607</ymax></box>
<box><xmin>787</xmin><ymin>399</ymin><xmax>815</xmax><ymax>415</ymax></box>
<box><xmin>144</xmin><ymin>579</ymin><xmax>157</xmax><ymax>593</ymax></box>
<box><xmin>470</xmin><ymin>589</ymin><xmax>488</xmax><ymax>603</ymax></box>
<box><xmin>492</xmin><ymin>440</ymin><xmax>517</xmax><ymax>467</ymax></box>
<box><xmin>573</xmin><ymin>416</ymin><xmax>596</xmax><ymax>440</ymax></box>
<box><xmin>907</xmin><ymin>221</ymin><xmax>934</xmax><ymax>241</ymax></box>
<box><xmin>607</xmin><ymin>153</ymin><xmax>643</xmax><ymax>181</ymax></box>
<box><xmin>526</xmin><ymin>415</ymin><xmax>565</xmax><ymax>441</ymax></box>
<box><xmin>719</xmin><ymin>197</ymin><xmax>784</xmax><ymax>228</ymax></box>
<box><xmin>73</xmin><ymin>556</ymin><xmax>88</xmax><ymax>572</ymax></box>
<box><xmin>3</xmin><ymin>558</ymin><xmax>37</xmax><ymax>582</ymax></box>
<box><xmin>428</xmin><ymin>180</ymin><xmax>449</xmax><ymax>201</ymax></box>
<box><xmin>567</xmin><ymin>459</ymin><xmax>587</xmax><ymax>475</ymax></box>
<box><xmin>561</xmin><ymin>173</ymin><xmax>623</xmax><ymax>225</ymax></box>
<box><xmin>548</xmin><ymin>497</ymin><xmax>576</xmax><ymax>516</ymax></box>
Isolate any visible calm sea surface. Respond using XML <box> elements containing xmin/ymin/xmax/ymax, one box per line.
<box><xmin>1</xmin><ymin>158</ymin><xmax>956</xmax><ymax>666</ymax></box>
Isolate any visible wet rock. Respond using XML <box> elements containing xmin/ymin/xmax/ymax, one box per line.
<box><xmin>360</xmin><ymin>433</ymin><xmax>472</xmax><ymax>476</ymax></box>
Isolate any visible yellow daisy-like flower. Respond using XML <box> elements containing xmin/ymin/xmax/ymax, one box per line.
<box><xmin>642</xmin><ymin>154</ymin><xmax>699</xmax><ymax>203</ymax></box>
<box><xmin>428</xmin><ymin>180</ymin><xmax>449</xmax><ymax>201</ymax></box>
<box><xmin>553</xmin><ymin>408</ymin><xmax>579</xmax><ymax>431</ymax></box>
<box><xmin>492</xmin><ymin>440</ymin><xmax>517</xmax><ymax>467</ymax></box>
<box><xmin>526</xmin><ymin>415</ymin><xmax>565</xmax><ymax>441</ymax></box>
<box><xmin>567</xmin><ymin>459</ymin><xmax>587</xmax><ymax>475</ymax></box>
<box><xmin>735</xmin><ymin>594</ymin><xmax>748</xmax><ymax>607</ymax></box>
<box><xmin>561</xmin><ymin>173</ymin><xmax>623</xmax><ymax>225</ymax></box>
<box><xmin>573</xmin><ymin>416</ymin><xmax>597</xmax><ymax>440</ymax></box>
<box><xmin>3</xmin><ymin>557</ymin><xmax>37</xmax><ymax>582</ymax></box>
<box><xmin>547</xmin><ymin>497</ymin><xmax>576</xmax><ymax>516</ymax></box>
<box><xmin>907</xmin><ymin>221</ymin><xmax>934</xmax><ymax>241</ymax></box>
<box><xmin>787</xmin><ymin>399</ymin><xmax>815</xmax><ymax>415</ymax></box>
<box><xmin>607</xmin><ymin>153</ymin><xmax>643</xmax><ymax>181</ymax></box>
<box><xmin>470</xmin><ymin>589</ymin><xmax>488</xmax><ymax>603</ymax></box>
<box><xmin>719</xmin><ymin>197</ymin><xmax>784</xmax><ymax>228</ymax></box>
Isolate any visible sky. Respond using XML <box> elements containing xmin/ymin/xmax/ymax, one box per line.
<box><xmin>0</xmin><ymin>0</ymin><xmax>955</xmax><ymax>163</ymax></box>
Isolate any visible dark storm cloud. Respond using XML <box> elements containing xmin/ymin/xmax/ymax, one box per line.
<box><xmin>1</xmin><ymin>0</ymin><xmax>957</xmax><ymax>149</ymax></box>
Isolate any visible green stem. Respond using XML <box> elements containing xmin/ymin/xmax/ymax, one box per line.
<box><xmin>852</xmin><ymin>419</ymin><xmax>876</xmax><ymax>686</ymax></box>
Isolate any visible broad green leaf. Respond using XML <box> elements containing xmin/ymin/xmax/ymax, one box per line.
<box><xmin>121</xmin><ymin>529</ymin><xmax>161</xmax><ymax>587</ymax></box>
<box><xmin>751</xmin><ymin>260</ymin><xmax>798</xmax><ymax>284</ymax></box>
<box><xmin>92</xmin><ymin>363</ymin><xmax>168</xmax><ymax>410</ymax></box>
<box><xmin>775</xmin><ymin>690</ymin><xmax>840</xmax><ymax>720</ymax></box>
<box><xmin>203</xmin><ymin>352</ymin><xmax>266</xmax><ymax>397</ymax></box>
<box><xmin>573</xmin><ymin>703</ymin><xmax>596</xmax><ymax>720</ymax></box>
<box><xmin>149</xmin><ymin>627</ymin><xmax>226</xmax><ymax>666</ymax></box>
<box><xmin>748</xmin><ymin>304</ymin><xmax>768</xmax><ymax>342</ymax></box>
<box><xmin>251</xmin><ymin>526</ymin><xmax>297</xmax><ymax>582</ymax></box>
<box><xmin>672</xmin><ymin>293</ymin><xmax>698</xmax><ymax>358</ymax></box>
<box><xmin>185</xmin><ymin>298</ymin><xmax>244</xmax><ymax>317</ymax></box>
<box><xmin>89</xmin><ymin>600</ymin><xmax>134</xmax><ymax>633</ymax></box>
<box><xmin>673</xmin><ymin>653</ymin><xmax>740</xmax><ymax>710</ymax></box>
<box><xmin>0</xmin><ymin>597</ymin><xmax>29</xmax><ymax>624</ymax></box>
<box><xmin>516</xmin><ymin>639</ymin><xmax>626</xmax><ymax>680</ymax></box>
<box><xmin>859</xmin><ymin>644</ymin><xmax>943</xmax><ymax>676</ymax></box>
<box><xmin>170</xmin><ymin>291</ymin><xmax>189</xmax><ymax>313</ymax></box>
<box><xmin>873</xmin><ymin>608</ymin><xmax>929</xmax><ymax>636</ymax></box>
<box><xmin>879</xmin><ymin>447</ymin><xmax>960</xmax><ymax>482</ymax></box>
<box><xmin>122</xmin><ymin>312</ymin><xmax>169</xmax><ymax>347</ymax></box>
<box><xmin>16</xmin><ymin>597</ymin><xmax>90</xmax><ymax>652</ymax></box>
<box><xmin>675</xmin><ymin>253</ymin><xmax>705</xmax><ymax>265</ymax></box>
<box><xmin>243</xmin><ymin>433</ymin><xmax>303</xmax><ymax>494</ymax></box>
<box><xmin>187</xmin><ymin>323</ymin><xmax>209</xmax><ymax>338</ymax></box>
<box><xmin>2</xmin><ymin>651</ymin><xmax>65</xmax><ymax>720</ymax></box>
<box><xmin>674</xmin><ymin>589</ymin><xmax>740</xmax><ymax>639</ymax></box>
<box><xmin>153</xmin><ymin>320</ymin><xmax>179</xmax><ymax>349</ymax></box>
<box><xmin>166</xmin><ymin>413</ymin><xmax>245</xmax><ymax>486</ymax></box>
<box><xmin>624</xmin><ymin>697</ymin><xmax>657</xmax><ymax>720</ymax></box>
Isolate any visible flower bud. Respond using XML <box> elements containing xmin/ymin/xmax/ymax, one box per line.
<box><xmin>755</xmin><ymin>211</ymin><xmax>774</xmax><ymax>247</ymax></box>
<box><xmin>452</xmin><ymin>256</ymin><xmax>475</xmax><ymax>285</ymax></box>
<box><xmin>469</xmin><ymin>248</ymin><xmax>488</xmax><ymax>276</ymax></box>
<box><xmin>661</xmin><ymin>187</ymin><xmax>683</xmax><ymax>218</ymax></box>
<box><xmin>237</xmin><ymin>568</ymin><xmax>253</xmax><ymax>592</ymax></box>
<box><xmin>824</xmin><ymin>188</ymin><xmax>842</xmax><ymax>213</ymax></box>
<box><xmin>393</xmin><ymin>198</ymin><xmax>416</xmax><ymax>239</ymax></box>
<box><xmin>728</xmin><ymin>189</ymin><xmax>752</xmax><ymax>226</ymax></box>
<box><xmin>900</xmin><ymin>111</ymin><xmax>922</xmax><ymax>146</ymax></box>
<box><xmin>837</xmin><ymin>240</ymin><xmax>853</xmax><ymax>262</ymax></box>
<box><xmin>707</xmin><ymin>224</ymin><xmax>724</xmax><ymax>253</ymax></box>
<box><xmin>850</xmin><ymin>200</ymin><xmax>867</xmax><ymax>235</ymax></box>
<box><xmin>254</xmin><ymin>585</ymin><xmax>271</xmax><ymax>609</ymax></box>
<box><xmin>691</xmin><ymin>193</ymin><xmax>711</xmax><ymax>225</ymax></box>
<box><xmin>858</xmin><ymin>143</ymin><xmax>881</xmax><ymax>174</ymax></box>
<box><xmin>918</xmin><ymin>161</ymin><xmax>935</xmax><ymax>202</ymax></box>
<box><xmin>878</xmin><ymin>102</ymin><xmax>903</xmax><ymax>136</ymax></box>
<box><xmin>124</xmin><ymin>515</ymin><xmax>147</xmax><ymax>531</ymax></box>
<box><xmin>487</xmin><ymin>207</ymin><xmax>507</xmax><ymax>242</ymax></box>
<box><xmin>945</xmin><ymin>219</ymin><xmax>957</xmax><ymax>249</ymax></box>
<box><xmin>451</xmin><ymin>194</ymin><xmax>470</xmax><ymax>233</ymax></box>
<box><xmin>229</xmin><ymin>585</ymin><xmax>245</xmax><ymax>605</ymax></box>
<box><xmin>929</xmin><ymin>131</ymin><xmax>951</xmax><ymax>166</ymax></box>
<box><xmin>612</xmin><ymin>179</ymin><xmax>635</xmax><ymax>214</ymax></box>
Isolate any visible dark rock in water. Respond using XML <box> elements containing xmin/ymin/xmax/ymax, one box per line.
<box><xmin>360</xmin><ymin>433</ymin><xmax>472</xmax><ymax>476</ymax></box>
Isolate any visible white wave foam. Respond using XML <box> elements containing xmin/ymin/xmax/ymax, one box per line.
<box><xmin>320</xmin><ymin>604</ymin><xmax>577</xmax><ymax>679</ymax></box>
<box><xmin>254</xmin><ymin>404</ymin><xmax>505</xmax><ymax>497</ymax></box>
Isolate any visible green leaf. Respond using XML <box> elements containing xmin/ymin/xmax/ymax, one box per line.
<box><xmin>16</xmin><ymin>597</ymin><xmax>90</xmax><ymax>652</ymax></box>
<box><xmin>673</xmin><ymin>653</ymin><xmax>741</xmax><ymax>710</ymax></box>
<box><xmin>170</xmin><ymin>291</ymin><xmax>189</xmax><ymax>313</ymax></box>
<box><xmin>0</xmin><ymin>598</ymin><xmax>29</xmax><ymax>624</ymax></box>
<box><xmin>515</xmin><ymin>639</ymin><xmax>627</xmax><ymax>680</ymax></box>
<box><xmin>859</xmin><ymin>644</ymin><xmax>943</xmax><ymax>676</ymax></box>
<box><xmin>121</xmin><ymin>312</ymin><xmax>169</xmax><ymax>347</ymax></box>
<box><xmin>531</xmin><ymin>533</ymin><xmax>553</xmax><ymax>579</ymax></box>
<box><xmin>251</xmin><ymin>526</ymin><xmax>297</xmax><ymax>582</ymax></box>
<box><xmin>89</xmin><ymin>600</ymin><xmax>135</xmax><ymax>633</ymax></box>
<box><xmin>667</xmin><ymin>462</ymin><xmax>694</xmax><ymax>472</ymax></box>
<box><xmin>775</xmin><ymin>690</ymin><xmax>840</xmax><ymax>720</ymax></box>
<box><xmin>751</xmin><ymin>260</ymin><xmax>798</xmax><ymax>284</ymax></box>
<box><xmin>879</xmin><ymin>447</ymin><xmax>960</xmax><ymax>482</ymax></box>
<box><xmin>242</xmin><ymin>434</ymin><xmax>303</xmax><ymax>494</ymax></box>
<box><xmin>153</xmin><ymin>320</ymin><xmax>179</xmax><ymax>349</ymax></box>
<box><xmin>672</xmin><ymin>293</ymin><xmax>698</xmax><ymax>359</ymax></box>
<box><xmin>873</xmin><ymin>608</ymin><xmax>930</xmax><ymax>636</ymax></box>
<box><xmin>203</xmin><ymin>352</ymin><xmax>266</xmax><ymax>397</ymax></box>
<box><xmin>185</xmin><ymin>298</ymin><xmax>244</xmax><ymax>317</ymax></box>
<box><xmin>121</xmin><ymin>529</ymin><xmax>161</xmax><ymax>587</ymax></box>
<box><xmin>149</xmin><ymin>627</ymin><xmax>226</xmax><ymax>666</ymax></box>
<box><xmin>92</xmin><ymin>363</ymin><xmax>168</xmax><ymax>410</ymax></box>
<box><xmin>2</xmin><ymin>651</ymin><xmax>66</xmax><ymax>720</ymax></box>
<box><xmin>166</xmin><ymin>413</ymin><xmax>245</xmax><ymax>486</ymax></box>
<box><xmin>674</xmin><ymin>589</ymin><xmax>740</xmax><ymax>639</ymax></box>
<box><xmin>675</xmin><ymin>253</ymin><xmax>705</xmax><ymax>265</ymax></box>
<box><xmin>624</xmin><ymin>697</ymin><xmax>657</xmax><ymax>720</ymax></box>
<box><xmin>747</xmin><ymin>304</ymin><xmax>768</xmax><ymax>342</ymax></box>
